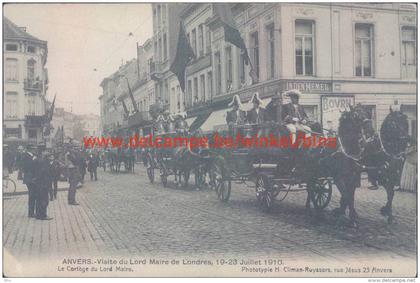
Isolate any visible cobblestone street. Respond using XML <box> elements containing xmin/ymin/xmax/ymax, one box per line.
<box><xmin>3</xmin><ymin>165</ymin><xmax>417</xmax><ymax>276</ymax></box>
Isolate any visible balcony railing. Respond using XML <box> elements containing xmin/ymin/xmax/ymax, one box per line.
<box><xmin>25</xmin><ymin>114</ymin><xmax>47</xmax><ymax>127</ymax></box>
<box><xmin>24</xmin><ymin>79</ymin><xmax>43</xmax><ymax>91</ymax></box>
<box><xmin>150</xmin><ymin>61</ymin><xmax>165</xmax><ymax>81</ymax></box>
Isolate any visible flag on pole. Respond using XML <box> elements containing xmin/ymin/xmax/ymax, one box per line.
<box><xmin>170</xmin><ymin>22</ymin><xmax>195</xmax><ymax>93</ymax></box>
<box><xmin>213</xmin><ymin>3</ymin><xmax>258</xmax><ymax>84</ymax></box>
<box><xmin>121</xmin><ymin>100</ymin><xmax>129</xmax><ymax>117</ymax></box>
<box><xmin>125</xmin><ymin>77</ymin><xmax>139</xmax><ymax>113</ymax></box>
<box><xmin>48</xmin><ymin>94</ymin><xmax>56</xmax><ymax>121</ymax></box>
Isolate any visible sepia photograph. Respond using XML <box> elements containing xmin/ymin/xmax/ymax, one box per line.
<box><xmin>2</xmin><ymin>1</ymin><xmax>418</xmax><ymax>278</ymax></box>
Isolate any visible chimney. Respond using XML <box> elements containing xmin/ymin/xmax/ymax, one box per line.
<box><xmin>19</xmin><ymin>27</ymin><xmax>27</xmax><ymax>32</ymax></box>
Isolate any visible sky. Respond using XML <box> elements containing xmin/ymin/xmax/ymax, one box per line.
<box><xmin>4</xmin><ymin>3</ymin><xmax>153</xmax><ymax>115</ymax></box>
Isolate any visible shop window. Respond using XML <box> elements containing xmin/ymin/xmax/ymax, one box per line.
<box><xmin>5</xmin><ymin>127</ymin><xmax>21</xmax><ymax>138</ymax></box>
<box><xmin>28</xmin><ymin>129</ymin><xmax>37</xmax><ymax>139</ymax></box>
<box><xmin>27</xmin><ymin>46</ymin><xmax>36</xmax><ymax>53</ymax></box>
<box><xmin>295</xmin><ymin>20</ymin><xmax>314</xmax><ymax>76</ymax></box>
<box><xmin>401</xmin><ymin>26</ymin><xmax>416</xmax><ymax>79</ymax></box>
<box><xmin>355</xmin><ymin>23</ymin><xmax>373</xmax><ymax>77</ymax></box>
<box><xmin>6</xmin><ymin>44</ymin><xmax>18</xmax><ymax>51</ymax></box>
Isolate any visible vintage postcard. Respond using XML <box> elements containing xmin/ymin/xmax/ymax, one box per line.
<box><xmin>2</xmin><ymin>2</ymin><xmax>417</xmax><ymax>278</ymax></box>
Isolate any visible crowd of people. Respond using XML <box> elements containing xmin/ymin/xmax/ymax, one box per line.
<box><xmin>3</xmin><ymin>143</ymin><xmax>101</xmax><ymax>220</ymax></box>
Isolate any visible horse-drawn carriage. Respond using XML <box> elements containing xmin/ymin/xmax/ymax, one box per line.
<box><xmin>208</xmin><ymin>119</ymin><xmax>334</xmax><ymax>212</ymax></box>
<box><xmin>146</xmin><ymin>110</ymin><xmax>212</xmax><ymax>189</ymax></box>
<box><xmin>107</xmin><ymin>147</ymin><xmax>135</xmax><ymax>173</ymax></box>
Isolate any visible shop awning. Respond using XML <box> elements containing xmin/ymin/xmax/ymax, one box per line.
<box><xmin>185</xmin><ymin>117</ymin><xmax>195</xmax><ymax>128</ymax></box>
<box><xmin>189</xmin><ymin>112</ymin><xmax>212</xmax><ymax>133</ymax></box>
<box><xmin>199</xmin><ymin>109</ymin><xmax>229</xmax><ymax>133</ymax></box>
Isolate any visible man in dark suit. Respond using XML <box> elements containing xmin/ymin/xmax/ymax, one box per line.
<box><xmin>49</xmin><ymin>152</ymin><xmax>61</xmax><ymax>200</ymax></box>
<box><xmin>282</xmin><ymin>89</ymin><xmax>311</xmax><ymax>143</ymax></box>
<box><xmin>226</xmin><ymin>95</ymin><xmax>246</xmax><ymax>129</ymax></box>
<box><xmin>35</xmin><ymin>148</ymin><xmax>53</xmax><ymax>220</ymax></box>
<box><xmin>22</xmin><ymin>144</ymin><xmax>38</xmax><ymax>218</ymax></box>
<box><xmin>66</xmin><ymin>150</ymin><xmax>79</xmax><ymax>205</ymax></box>
<box><xmin>265</xmin><ymin>92</ymin><xmax>282</xmax><ymax>122</ymax></box>
<box><xmin>226</xmin><ymin>95</ymin><xmax>246</xmax><ymax>137</ymax></box>
<box><xmin>247</xmin><ymin>92</ymin><xmax>266</xmax><ymax>124</ymax></box>
<box><xmin>87</xmin><ymin>153</ymin><xmax>99</xmax><ymax>181</ymax></box>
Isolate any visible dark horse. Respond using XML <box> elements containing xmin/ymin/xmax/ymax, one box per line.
<box><xmin>362</xmin><ymin>107</ymin><xmax>409</xmax><ymax>223</ymax></box>
<box><xmin>321</xmin><ymin>105</ymin><xmax>409</xmax><ymax>226</ymax></box>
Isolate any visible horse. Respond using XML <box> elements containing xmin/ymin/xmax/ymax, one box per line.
<box><xmin>360</xmin><ymin>107</ymin><xmax>410</xmax><ymax>223</ymax></box>
<box><xmin>321</xmin><ymin>105</ymin><xmax>410</xmax><ymax>226</ymax></box>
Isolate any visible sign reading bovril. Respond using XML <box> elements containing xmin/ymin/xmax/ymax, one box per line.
<box><xmin>321</xmin><ymin>96</ymin><xmax>355</xmax><ymax>132</ymax></box>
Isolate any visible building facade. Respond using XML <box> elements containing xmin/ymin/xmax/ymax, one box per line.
<box><xmin>184</xmin><ymin>3</ymin><xmax>417</xmax><ymax>136</ymax></box>
<box><xmin>3</xmin><ymin>17</ymin><xmax>49</xmax><ymax>144</ymax></box>
<box><xmin>99</xmin><ymin>39</ymin><xmax>156</xmax><ymax>137</ymax></box>
<box><xmin>100</xmin><ymin>3</ymin><xmax>417</xmax><ymax>139</ymax></box>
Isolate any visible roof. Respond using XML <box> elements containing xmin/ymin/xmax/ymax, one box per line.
<box><xmin>3</xmin><ymin>17</ymin><xmax>47</xmax><ymax>46</ymax></box>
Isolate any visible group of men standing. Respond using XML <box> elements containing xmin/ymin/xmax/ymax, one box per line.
<box><xmin>20</xmin><ymin>143</ymin><xmax>60</xmax><ymax>220</ymax></box>
<box><xmin>7</xmin><ymin>143</ymin><xmax>101</xmax><ymax>220</ymax></box>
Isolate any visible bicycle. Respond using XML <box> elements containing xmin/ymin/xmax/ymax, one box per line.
<box><xmin>3</xmin><ymin>174</ymin><xmax>17</xmax><ymax>194</ymax></box>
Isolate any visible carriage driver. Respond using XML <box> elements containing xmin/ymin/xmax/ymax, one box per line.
<box><xmin>247</xmin><ymin>92</ymin><xmax>266</xmax><ymax>124</ymax></box>
<box><xmin>282</xmin><ymin>89</ymin><xmax>312</xmax><ymax>144</ymax></box>
<box><xmin>226</xmin><ymin>95</ymin><xmax>246</xmax><ymax>126</ymax></box>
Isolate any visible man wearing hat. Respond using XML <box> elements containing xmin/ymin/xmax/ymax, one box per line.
<box><xmin>282</xmin><ymin>89</ymin><xmax>311</xmax><ymax>143</ymax></box>
<box><xmin>247</xmin><ymin>92</ymin><xmax>266</xmax><ymax>124</ymax></box>
<box><xmin>49</xmin><ymin>152</ymin><xmax>61</xmax><ymax>200</ymax></box>
<box><xmin>22</xmin><ymin>144</ymin><xmax>38</xmax><ymax>218</ymax></box>
<box><xmin>226</xmin><ymin>95</ymin><xmax>246</xmax><ymax>129</ymax></box>
<box><xmin>65</xmin><ymin>149</ymin><xmax>79</xmax><ymax>205</ymax></box>
<box><xmin>265</xmin><ymin>92</ymin><xmax>282</xmax><ymax>122</ymax></box>
<box><xmin>35</xmin><ymin>148</ymin><xmax>53</xmax><ymax>220</ymax></box>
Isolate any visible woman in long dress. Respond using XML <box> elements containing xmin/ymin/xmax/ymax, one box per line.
<box><xmin>400</xmin><ymin>143</ymin><xmax>417</xmax><ymax>192</ymax></box>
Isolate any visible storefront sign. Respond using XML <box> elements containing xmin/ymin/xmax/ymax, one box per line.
<box><xmin>321</xmin><ymin>95</ymin><xmax>355</xmax><ymax>131</ymax></box>
<box><xmin>286</xmin><ymin>81</ymin><xmax>332</xmax><ymax>92</ymax></box>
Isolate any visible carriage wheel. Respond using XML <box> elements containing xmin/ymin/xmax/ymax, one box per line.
<box><xmin>256</xmin><ymin>174</ymin><xmax>273</xmax><ymax>213</ymax></box>
<box><xmin>147</xmin><ymin>166</ymin><xmax>154</xmax><ymax>183</ymax></box>
<box><xmin>160</xmin><ymin>165</ymin><xmax>168</xmax><ymax>187</ymax></box>
<box><xmin>308</xmin><ymin>178</ymin><xmax>332</xmax><ymax>210</ymax></box>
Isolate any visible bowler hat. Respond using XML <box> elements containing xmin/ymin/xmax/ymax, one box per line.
<box><xmin>285</xmin><ymin>89</ymin><xmax>301</xmax><ymax>98</ymax></box>
<box><xmin>228</xmin><ymin>95</ymin><xmax>242</xmax><ymax>107</ymax></box>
